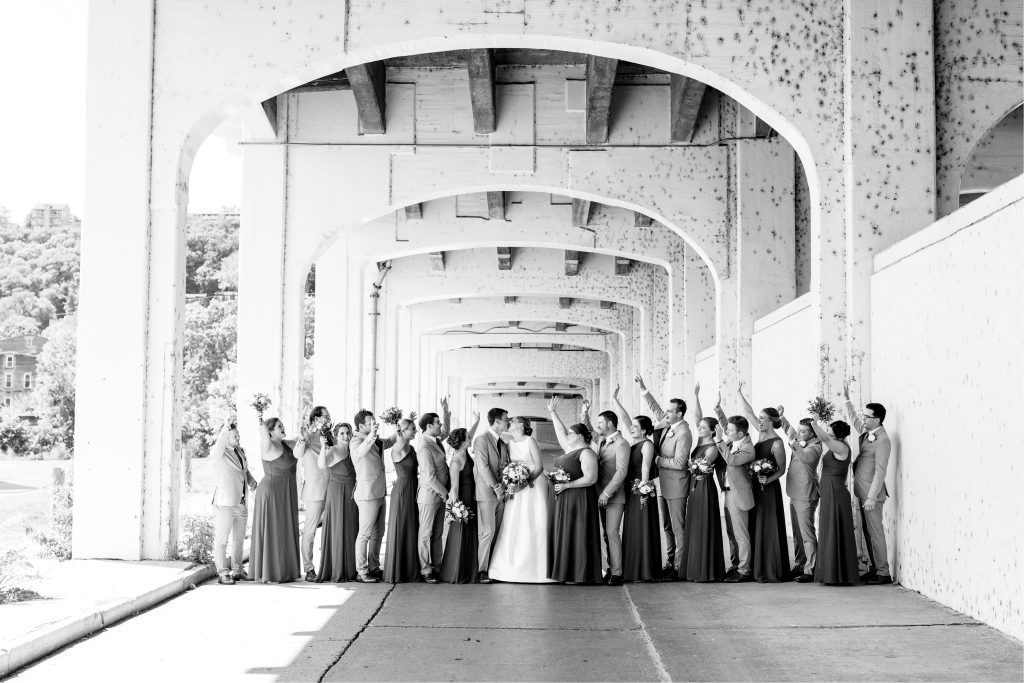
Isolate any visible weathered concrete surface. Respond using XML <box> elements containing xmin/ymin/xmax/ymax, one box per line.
<box><xmin>10</xmin><ymin>579</ymin><xmax>1021</xmax><ymax>682</ymax></box>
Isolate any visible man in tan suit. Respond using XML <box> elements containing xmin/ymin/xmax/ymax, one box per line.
<box><xmin>783</xmin><ymin>417</ymin><xmax>823</xmax><ymax>583</ymax></box>
<box><xmin>636</xmin><ymin>374</ymin><xmax>692</xmax><ymax>581</ymax></box>
<box><xmin>210</xmin><ymin>419</ymin><xmax>257</xmax><ymax>585</ymax></box>
<box><xmin>720</xmin><ymin>415</ymin><xmax>756</xmax><ymax>582</ymax></box>
<box><xmin>472</xmin><ymin>407</ymin><xmax>509</xmax><ymax>583</ymax></box>
<box><xmin>416</xmin><ymin>412</ymin><xmax>450</xmax><ymax>583</ymax></box>
<box><xmin>296</xmin><ymin>408</ymin><xmax>331</xmax><ymax>582</ymax></box>
<box><xmin>592</xmin><ymin>409</ymin><xmax>630</xmax><ymax>586</ymax></box>
<box><xmin>845</xmin><ymin>391</ymin><xmax>893</xmax><ymax>584</ymax></box>
<box><xmin>350</xmin><ymin>409</ymin><xmax>406</xmax><ymax>583</ymax></box>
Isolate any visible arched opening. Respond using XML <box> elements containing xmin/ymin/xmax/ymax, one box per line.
<box><xmin>958</xmin><ymin>103</ymin><xmax>1023</xmax><ymax>208</ymax></box>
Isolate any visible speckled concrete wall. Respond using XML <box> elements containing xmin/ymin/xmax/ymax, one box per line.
<box><xmin>871</xmin><ymin>178</ymin><xmax>1023</xmax><ymax>640</ymax></box>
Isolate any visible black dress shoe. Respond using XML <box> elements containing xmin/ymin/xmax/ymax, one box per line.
<box><xmin>217</xmin><ymin>574</ymin><xmax>236</xmax><ymax>585</ymax></box>
<box><xmin>866</xmin><ymin>574</ymin><xmax>893</xmax><ymax>585</ymax></box>
<box><xmin>305</xmin><ymin>569</ymin><xmax>317</xmax><ymax>582</ymax></box>
<box><xmin>795</xmin><ymin>573</ymin><xmax>814</xmax><ymax>583</ymax></box>
<box><xmin>660</xmin><ymin>564</ymin><xmax>675</xmax><ymax>579</ymax></box>
<box><xmin>725</xmin><ymin>572</ymin><xmax>752</xmax><ymax>583</ymax></box>
<box><xmin>370</xmin><ymin>568</ymin><xmax>384</xmax><ymax>580</ymax></box>
<box><xmin>725</xmin><ymin>566</ymin><xmax>738</xmax><ymax>579</ymax></box>
<box><xmin>423</xmin><ymin>573</ymin><xmax>440</xmax><ymax>584</ymax></box>
<box><xmin>355</xmin><ymin>574</ymin><xmax>381</xmax><ymax>583</ymax></box>
<box><xmin>790</xmin><ymin>566</ymin><xmax>805</xmax><ymax>579</ymax></box>
<box><xmin>602</xmin><ymin>571</ymin><xmax>611</xmax><ymax>584</ymax></box>
<box><xmin>663</xmin><ymin>569</ymin><xmax>679</xmax><ymax>582</ymax></box>
<box><xmin>478</xmin><ymin>572</ymin><xmax>492</xmax><ymax>584</ymax></box>
<box><xmin>608</xmin><ymin>575</ymin><xmax>623</xmax><ymax>587</ymax></box>
<box><xmin>859</xmin><ymin>569</ymin><xmax>877</xmax><ymax>582</ymax></box>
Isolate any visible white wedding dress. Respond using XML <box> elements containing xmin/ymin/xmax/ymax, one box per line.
<box><xmin>489</xmin><ymin>437</ymin><xmax>556</xmax><ymax>583</ymax></box>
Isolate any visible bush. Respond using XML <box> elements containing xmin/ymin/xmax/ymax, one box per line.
<box><xmin>176</xmin><ymin>514</ymin><xmax>215</xmax><ymax>565</ymax></box>
<box><xmin>30</xmin><ymin>474</ymin><xmax>73</xmax><ymax>560</ymax></box>
<box><xmin>0</xmin><ymin>549</ymin><xmax>43</xmax><ymax>604</ymax></box>
<box><xmin>0</xmin><ymin>422</ymin><xmax>29</xmax><ymax>455</ymax></box>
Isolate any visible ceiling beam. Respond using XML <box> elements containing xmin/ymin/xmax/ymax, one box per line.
<box><xmin>555</xmin><ymin>322</ymin><xmax>569</xmax><ymax>332</ymax></box>
<box><xmin>504</xmin><ymin>296</ymin><xmax>517</xmax><ymax>304</ymax></box>
<box><xmin>571</xmin><ymin>199</ymin><xmax>592</xmax><ymax>227</ymax></box>
<box><xmin>517</xmin><ymin>381</ymin><xmax>527</xmax><ymax>387</ymax></box>
<box><xmin>669</xmin><ymin>75</ymin><xmax>707</xmax><ymax>143</ymax></box>
<box><xmin>466</xmin><ymin>49</ymin><xmax>496</xmax><ymax>134</ymax></box>
<box><xmin>585</xmin><ymin>56</ymin><xmax>618</xmax><ymax>144</ymax></box>
<box><xmin>344</xmin><ymin>61</ymin><xmax>387</xmax><ymax>134</ymax></box>
<box><xmin>260</xmin><ymin>97</ymin><xmax>279</xmax><ymax>137</ymax></box>
<box><xmin>511</xmin><ymin>343</ymin><xmax>522</xmax><ymax>349</ymax></box>
<box><xmin>286</xmin><ymin>70</ymin><xmax>352</xmax><ymax>94</ymax></box>
<box><xmin>429</xmin><ymin>251</ymin><xmax>445</xmax><ymax>272</ymax></box>
<box><xmin>404</xmin><ymin>203</ymin><xmax>423</xmax><ymax>220</ymax></box>
<box><xmin>546</xmin><ymin>382</ymin><xmax>556</xmax><ymax>389</ymax></box>
<box><xmin>497</xmin><ymin>246</ymin><xmax>512</xmax><ymax>270</ymax></box>
<box><xmin>600</xmin><ymin>300</ymin><xmax>614</xmax><ymax>309</ymax></box>
<box><xmin>564</xmin><ymin>250</ymin><xmax>581</xmax><ymax>276</ymax></box>
<box><xmin>551</xmin><ymin>343</ymin><xmax>564</xmax><ymax>351</ymax></box>
<box><xmin>634</xmin><ymin>212</ymin><xmax>653</xmax><ymax>227</ymax></box>
<box><xmin>559</xmin><ymin>297</ymin><xmax>573</xmax><ymax>309</ymax></box>
<box><xmin>487</xmin><ymin>191</ymin><xmax>505</xmax><ymax>220</ymax></box>
<box><xmin>615</xmin><ymin>257</ymin><xmax>632</xmax><ymax>275</ymax></box>
<box><xmin>449</xmin><ymin>297</ymin><xmax>462</xmax><ymax>304</ymax></box>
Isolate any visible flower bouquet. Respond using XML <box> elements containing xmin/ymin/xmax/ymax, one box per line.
<box><xmin>250</xmin><ymin>392</ymin><xmax>272</xmax><ymax>418</ymax></box>
<box><xmin>807</xmin><ymin>396</ymin><xmax>835</xmax><ymax>423</ymax></box>
<box><xmin>549</xmin><ymin>467</ymin><xmax>572</xmax><ymax>494</ymax></box>
<box><xmin>749</xmin><ymin>456</ymin><xmax>780</xmax><ymax>490</ymax></box>
<box><xmin>445</xmin><ymin>499</ymin><xmax>475</xmax><ymax>524</ymax></box>
<box><xmin>379</xmin><ymin>406</ymin><xmax>404</xmax><ymax>425</ymax></box>
<box><xmin>500</xmin><ymin>461</ymin><xmax>532</xmax><ymax>500</ymax></box>
<box><xmin>688</xmin><ymin>458</ymin><xmax>714</xmax><ymax>481</ymax></box>
<box><xmin>310</xmin><ymin>414</ymin><xmax>333</xmax><ymax>439</ymax></box>
<box><xmin>631</xmin><ymin>478</ymin><xmax>656</xmax><ymax>509</ymax></box>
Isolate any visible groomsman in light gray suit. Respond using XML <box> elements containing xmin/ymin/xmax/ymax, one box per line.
<box><xmin>416</xmin><ymin>412</ymin><xmax>450</xmax><ymax>583</ymax></box>
<box><xmin>845</xmin><ymin>388</ymin><xmax>893</xmax><ymax>585</ymax></box>
<box><xmin>472</xmin><ymin>407</ymin><xmax>510</xmax><ymax>584</ymax></box>
<box><xmin>719</xmin><ymin>415</ymin><xmax>756</xmax><ymax>582</ymax></box>
<box><xmin>783</xmin><ymin>416</ymin><xmax>823</xmax><ymax>583</ymax></box>
<box><xmin>210</xmin><ymin>419</ymin><xmax>257</xmax><ymax>585</ymax></box>
<box><xmin>351</xmin><ymin>409</ymin><xmax>406</xmax><ymax>583</ymax></box>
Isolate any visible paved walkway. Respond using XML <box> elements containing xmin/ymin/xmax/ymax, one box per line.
<box><xmin>9</xmin><ymin>578</ymin><xmax>1022</xmax><ymax>681</ymax></box>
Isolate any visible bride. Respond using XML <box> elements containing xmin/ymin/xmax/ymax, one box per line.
<box><xmin>489</xmin><ymin>416</ymin><xmax>555</xmax><ymax>583</ymax></box>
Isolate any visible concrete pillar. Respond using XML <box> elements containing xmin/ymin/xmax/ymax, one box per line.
<box><xmin>313</xmin><ymin>238</ymin><xmax>351</xmax><ymax>416</ymax></box>
<box><xmin>684</xmin><ymin>247</ymin><xmax>715</xmax><ymax>391</ymax></box>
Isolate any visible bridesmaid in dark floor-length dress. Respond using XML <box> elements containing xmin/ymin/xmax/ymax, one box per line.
<box><xmin>620</xmin><ymin>416</ymin><xmax>662</xmax><ymax>582</ymax></box>
<box><xmin>811</xmin><ymin>420</ymin><xmax>860</xmax><ymax>585</ymax></box>
<box><xmin>251</xmin><ymin>417</ymin><xmax>302</xmax><ymax>583</ymax></box>
<box><xmin>383</xmin><ymin>419</ymin><xmax>420</xmax><ymax>583</ymax></box>
<box><xmin>678</xmin><ymin>417</ymin><xmax>726</xmax><ymax>582</ymax></box>
<box><xmin>317</xmin><ymin>424</ymin><xmax>359</xmax><ymax>583</ymax></box>
<box><xmin>750</xmin><ymin>429</ymin><xmax>790</xmax><ymax>583</ymax></box>
<box><xmin>439</xmin><ymin>427</ymin><xmax>479</xmax><ymax>584</ymax></box>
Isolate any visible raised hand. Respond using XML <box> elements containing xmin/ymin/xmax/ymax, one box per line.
<box><xmin>843</xmin><ymin>380</ymin><xmax>851</xmax><ymax>401</ymax></box>
<box><xmin>737</xmin><ymin>380</ymin><xmax>745</xmax><ymax>395</ymax></box>
<box><xmin>715</xmin><ymin>422</ymin><xmax>725</xmax><ymax>441</ymax></box>
<box><xmin>634</xmin><ymin>373</ymin><xmax>647</xmax><ymax>392</ymax></box>
<box><xmin>776</xmin><ymin>405</ymin><xmax>785</xmax><ymax>417</ymax></box>
<box><xmin>613</xmin><ymin>384</ymin><xmax>620</xmax><ymax>401</ymax></box>
<box><xmin>715</xmin><ymin>389</ymin><xmax>722</xmax><ymax>408</ymax></box>
<box><xmin>471</xmin><ymin>410</ymin><xmax>479</xmax><ymax>423</ymax></box>
<box><xmin>546</xmin><ymin>395</ymin><xmax>560</xmax><ymax>413</ymax></box>
<box><xmin>694</xmin><ymin>381</ymin><xmax>701</xmax><ymax>395</ymax></box>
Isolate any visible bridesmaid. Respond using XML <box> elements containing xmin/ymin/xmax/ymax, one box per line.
<box><xmin>383</xmin><ymin>418</ymin><xmax>420</xmax><ymax>583</ymax></box>
<box><xmin>680</xmin><ymin>383</ymin><xmax>726</xmax><ymax>582</ymax></box>
<box><xmin>317</xmin><ymin>422</ymin><xmax>359</xmax><ymax>583</ymax></box>
<box><xmin>810</xmin><ymin>419</ymin><xmax>860</xmax><ymax>585</ymax></box>
<box><xmin>546</xmin><ymin>397</ymin><xmax>603</xmax><ymax>585</ymax></box>
<box><xmin>610</xmin><ymin>387</ymin><xmax>662</xmax><ymax>582</ymax></box>
<box><xmin>251</xmin><ymin>417</ymin><xmax>302</xmax><ymax>583</ymax></box>
<box><xmin>438</xmin><ymin>412</ymin><xmax>482</xmax><ymax>584</ymax></box>
<box><xmin>736</xmin><ymin>384</ymin><xmax>790</xmax><ymax>583</ymax></box>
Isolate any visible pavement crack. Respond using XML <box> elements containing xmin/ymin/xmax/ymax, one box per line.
<box><xmin>624</xmin><ymin>585</ymin><xmax>672</xmax><ymax>683</ymax></box>
<box><xmin>372</xmin><ymin>624</ymin><xmax>642</xmax><ymax>631</ymax></box>
<box><xmin>318</xmin><ymin>585</ymin><xmax>395</xmax><ymax>682</ymax></box>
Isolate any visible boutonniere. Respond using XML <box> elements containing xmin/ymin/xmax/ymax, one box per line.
<box><xmin>798</xmin><ymin>440</ymin><xmax>807</xmax><ymax>448</ymax></box>
<box><xmin>867</xmin><ymin>433</ymin><xmax>877</xmax><ymax>443</ymax></box>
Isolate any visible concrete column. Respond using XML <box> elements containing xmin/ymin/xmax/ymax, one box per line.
<box><xmin>668</xmin><ymin>269</ymin><xmax>687</xmax><ymax>398</ymax></box>
<box><xmin>313</xmin><ymin>238</ymin><xmax>350</xmax><ymax>415</ymax></box>
<box><xmin>684</xmin><ymin>247</ymin><xmax>715</xmax><ymax>391</ymax></box>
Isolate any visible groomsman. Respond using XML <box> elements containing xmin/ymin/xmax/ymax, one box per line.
<box><xmin>351</xmin><ymin>409</ymin><xmax>407</xmax><ymax>583</ymax></box>
<box><xmin>416</xmin><ymin>412</ymin><xmax>450</xmax><ymax>584</ymax></box>
<box><xmin>845</xmin><ymin>387</ymin><xmax>893</xmax><ymax>585</ymax></box>
<box><xmin>210</xmin><ymin>419</ymin><xmax>257</xmax><ymax>585</ymax></box>
<box><xmin>297</xmin><ymin>420</ymin><xmax>329</xmax><ymax>583</ymax></box>
<box><xmin>635</xmin><ymin>374</ymin><xmax>692</xmax><ymax>581</ymax></box>
<box><xmin>783</xmin><ymin>417</ymin><xmax>823</xmax><ymax>583</ymax></box>
<box><xmin>472</xmin><ymin>407</ymin><xmax>510</xmax><ymax>584</ymax></box>
<box><xmin>719</xmin><ymin>415</ymin><xmax>755</xmax><ymax>582</ymax></box>
<box><xmin>588</xmin><ymin>408</ymin><xmax>630</xmax><ymax>586</ymax></box>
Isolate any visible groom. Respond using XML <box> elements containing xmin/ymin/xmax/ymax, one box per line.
<box><xmin>473</xmin><ymin>407</ymin><xmax>510</xmax><ymax>584</ymax></box>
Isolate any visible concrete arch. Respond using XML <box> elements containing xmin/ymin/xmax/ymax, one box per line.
<box><xmin>957</xmin><ymin>101</ymin><xmax>1024</xmax><ymax>202</ymax></box>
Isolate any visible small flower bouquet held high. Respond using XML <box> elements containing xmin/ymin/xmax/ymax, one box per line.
<box><xmin>310</xmin><ymin>414</ymin><xmax>332</xmax><ymax>435</ymax></box>
<box><xmin>807</xmin><ymin>396</ymin><xmax>836</xmax><ymax>423</ymax></box>
<box><xmin>445</xmin><ymin>499</ymin><xmax>475</xmax><ymax>524</ymax></box>
<box><xmin>549</xmin><ymin>467</ymin><xmax>572</xmax><ymax>494</ymax></box>
<box><xmin>250</xmin><ymin>393</ymin><xmax>272</xmax><ymax>418</ymax></box>
<box><xmin>631</xmin><ymin>478</ymin><xmax>656</xmax><ymax>509</ymax></box>
<box><xmin>688</xmin><ymin>458</ymin><xmax>714</xmax><ymax>481</ymax></box>
<box><xmin>500</xmin><ymin>461</ymin><xmax>532</xmax><ymax>500</ymax></box>
<box><xmin>380</xmin><ymin>406</ymin><xmax>404</xmax><ymax>425</ymax></box>
<box><xmin>749</xmin><ymin>457</ymin><xmax>780</xmax><ymax>489</ymax></box>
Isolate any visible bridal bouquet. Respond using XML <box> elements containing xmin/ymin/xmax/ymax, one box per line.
<box><xmin>500</xmin><ymin>461</ymin><xmax>532</xmax><ymax>500</ymax></box>
<box><xmin>445</xmin><ymin>499</ymin><xmax>475</xmax><ymax>524</ymax></box>
<box><xmin>807</xmin><ymin>396</ymin><xmax>836</xmax><ymax>423</ymax></box>
<box><xmin>631</xmin><ymin>478</ymin><xmax>656</xmax><ymax>509</ymax></box>
<box><xmin>250</xmin><ymin>392</ymin><xmax>272</xmax><ymax>418</ymax></box>
<box><xmin>310</xmin><ymin>414</ymin><xmax>333</xmax><ymax>436</ymax></box>
<box><xmin>549</xmin><ymin>467</ymin><xmax>572</xmax><ymax>494</ymax></box>
<box><xmin>749</xmin><ymin>456</ymin><xmax>780</xmax><ymax>489</ymax></box>
<box><xmin>688</xmin><ymin>458</ymin><xmax>714</xmax><ymax>481</ymax></box>
<box><xmin>379</xmin><ymin>406</ymin><xmax>404</xmax><ymax>425</ymax></box>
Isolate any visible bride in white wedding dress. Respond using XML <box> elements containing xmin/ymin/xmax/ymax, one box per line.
<box><xmin>489</xmin><ymin>416</ymin><xmax>556</xmax><ymax>583</ymax></box>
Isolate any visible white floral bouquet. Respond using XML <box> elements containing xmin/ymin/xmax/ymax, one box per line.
<box><xmin>445</xmin><ymin>499</ymin><xmax>475</xmax><ymax>524</ymax></box>
<box><xmin>310</xmin><ymin>414</ymin><xmax>333</xmax><ymax>436</ymax></box>
<box><xmin>749</xmin><ymin>456</ymin><xmax>780</xmax><ymax>490</ymax></box>
<box><xmin>688</xmin><ymin>458</ymin><xmax>714</xmax><ymax>481</ymax></box>
<box><xmin>379</xmin><ymin>406</ymin><xmax>417</xmax><ymax>426</ymax></box>
<box><xmin>500</xmin><ymin>461</ymin><xmax>532</xmax><ymax>500</ymax></box>
<box><xmin>250</xmin><ymin>392</ymin><xmax>272</xmax><ymax>418</ymax></box>
<box><xmin>807</xmin><ymin>396</ymin><xmax>836</xmax><ymax>423</ymax></box>
<box><xmin>549</xmin><ymin>467</ymin><xmax>573</xmax><ymax>494</ymax></box>
<box><xmin>631</xmin><ymin>478</ymin><xmax>656</xmax><ymax>509</ymax></box>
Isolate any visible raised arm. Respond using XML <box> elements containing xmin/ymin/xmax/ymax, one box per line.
<box><xmin>693</xmin><ymin>382</ymin><xmax>704</xmax><ymax>424</ymax></box>
<box><xmin>440</xmin><ymin>395</ymin><xmax>452</xmax><ymax>439</ymax></box>
<box><xmin>635</xmin><ymin>373</ymin><xmax>667</xmax><ymax>423</ymax></box>
<box><xmin>467</xmin><ymin>411</ymin><xmax>481</xmax><ymax>442</ymax></box>
<box><xmin>736</xmin><ymin>381</ymin><xmax>759</xmax><ymax>431</ymax></box>
<box><xmin>258</xmin><ymin>417</ymin><xmax>272</xmax><ymax>459</ymax></box>
<box><xmin>713</xmin><ymin>389</ymin><xmax>728</xmax><ymax>429</ymax></box>
<box><xmin>809</xmin><ymin>420</ymin><xmax>850</xmax><ymax>459</ymax></box>
<box><xmin>579</xmin><ymin>399</ymin><xmax>594</xmax><ymax>435</ymax></box>
<box><xmin>546</xmin><ymin>396</ymin><xmax>573</xmax><ymax>452</ymax></box>
<box><xmin>843</xmin><ymin>381</ymin><xmax>865</xmax><ymax>433</ymax></box>
<box><xmin>210</xmin><ymin>421</ymin><xmax>231</xmax><ymax>463</ymax></box>
<box><xmin>611</xmin><ymin>385</ymin><xmax>632</xmax><ymax>429</ymax></box>
<box><xmin>721</xmin><ymin>440</ymin><xmax>755</xmax><ymax>467</ymax></box>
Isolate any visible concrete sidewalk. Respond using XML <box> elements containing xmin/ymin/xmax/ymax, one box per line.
<box><xmin>8</xmin><ymin>576</ymin><xmax>1022</xmax><ymax>681</ymax></box>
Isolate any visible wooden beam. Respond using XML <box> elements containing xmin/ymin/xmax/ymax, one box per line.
<box><xmin>755</xmin><ymin>117</ymin><xmax>774</xmax><ymax>138</ymax></box>
<box><xmin>504</xmin><ymin>296</ymin><xmax>517</xmax><ymax>304</ymax></box>
<box><xmin>585</xmin><ymin>56</ymin><xmax>618</xmax><ymax>144</ymax></box>
<box><xmin>487</xmin><ymin>192</ymin><xmax>505</xmax><ymax>220</ymax></box>
<box><xmin>497</xmin><ymin>246</ymin><xmax>512</xmax><ymax>270</ymax></box>
<box><xmin>564</xmin><ymin>250</ymin><xmax>581</xmax><ymax>276</ymax></box>
<box><xmin>517</xmin><ymin>391</ymin><xmax>528</xmax><ymax>397</ymax></box>
<box><xmin>449</xmin><ymin>297</ymin><xmax>462</xmax><ymax>304</ymax></box>
<box><xmin>615</xmin><ymin>257</ymin><xmax>632</xmax><ymax>275</ymax></box>
<box><xmin>260</xmin><ymin>97</ymin><xmax>279</xmax><ymax>137</ymax></box>
<box><xmin>546</xmin><ymin>382</ymin><xmax>556</xmax><ymax>389</ymax></box>
<box><xmin>286</xmin><ymin>70</ymin><xmax>352</xmax><ymax>94</ymax></box>
<box><xmin>404</xmin><ymin>203</ymin><xmax>423</xmax><ymax>220</ymax></box>
<box><xmin>509</xmin><ymin>321</ymin><xmax>520</xmax><ymax>328</ymax></box>
<box><xmin>555</xmin><ymin>322</ymin><xmax>569</xmax><ymax>332</ymax></box>
<box><xmin>551</xmin><ymin>343</ymin><xmax>564</xmax><ymax>351</ymax></box>
<box><xmin>571</xmin><ymin>199</ymin><xmax>592</xmax><ymax>227</ymax></box>
<box><xmin>511</xmin><ymin>343</ymin><xmax>522</xmax><ymax>349</ymax></box>
<box><xmin>634</xmin><ymin>212</ymin><xmax>653</xmax><ymax>227</ymax></box>
<box><xmin>600</xmin><ymin>300</ymin><xmax>614</xmax><ymax>309</ymax></box>
<box><xmin>517</xmin><ymin>381</ymin><xmax>526</xmax><ymax>386</ymax></box>
<box><xmin>429</xmin><ymin>252</ymin><xmax>445</xmax><ymax>272</ymax></box>
<box><xmin>559</xmin><ymin>297</ymin><xmax>573</xmax><ymax>309</ymax></box>
<box><xmin>344</xmin><ymin>61</ymin><xmax>387</xmax><ymax>134</ymax></box>
<box><xmin>466</xmin><ymin>49</ymin><xmax>496</xmax><ymax>134</ymax></box>
<box><xmin>670</xmin><ymin>75</ymin><xmax>707</xmax><ymax>143</ymax></box>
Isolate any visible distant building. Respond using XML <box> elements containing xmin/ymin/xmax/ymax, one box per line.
<box><xmin>0</xmin><ymin>334</ymin><xmax>48</xmax><ymax>410</ymax></box>
<box><xmin>26</xmin><ymin>203</ymin><xmax>80</xmax><ymax>230</ymax></box>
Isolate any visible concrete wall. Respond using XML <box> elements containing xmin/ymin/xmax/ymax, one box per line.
<box><xmin>750</xmin><ymin>295</ymin><xmax>815</xmax><ymax>427</ymax></box>
<box><xmin>871</xmin><ymin>177</ymin><xmax>1024</xmax><ymax>640</ymax></box>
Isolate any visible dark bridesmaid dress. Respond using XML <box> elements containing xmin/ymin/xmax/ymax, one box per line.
<box><xmin>815</xmin><ymin>449</ymin><xmax>860</xmax><ymax>585</ymax></box>
<box><xmin>621</xmin><ymin>440</ymin><xmax>662</xmax><ymax>582</ymax></box>
<box><xmin>548</xmin><ymin>448</ymin><xmax>602</xmax><ymax>584</ymax></box>
<box><xmin>251</xmin><ymin>443</ymin><xmax>302</xmax><ymax>583</ymax></box>
<box><xmin>317</xmin><ymin>454</ymin><xmax>359</xmax><ymax>582</ymax></box>
<box><xmin>679</xmin><ymin>443</ymin><xmax>726</xmax><ymax>582</ymax></box>
<box><xmin>750</xmin><ymin>436</ymin><xmax>790</xmax><ymax>582</ymax></box>
<box><xmin>439</xmin><ymin>454</ymin><xmax>478</xmax><ymax>584</ymax></box>
<box><xmin>383</xmin><ymin>446</ymin><xmax>420</xmax><ymax>583</ymax></box>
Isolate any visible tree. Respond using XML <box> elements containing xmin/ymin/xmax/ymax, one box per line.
<box><xmin>32</xmin><ymin>315</ymin><xmax>77</xmax><ymax>448</ymax></box>
<box><xmin>0</xmin><ymin>315</ymin><xmax>40</xmax><ymax>338</ymax></box>
<box><xmin>185</xmin><ymin>214</ymin><xmax>240</xmax><ymax>296</ymax></box>
<box><xmin>181</xmin><ymin>298</ymin><xmax>238</xmax><ymax>453</ymax></box>
<box><xmin>0</xmin><ymin>291</ymin><xmax>56</xmax><ymax>332</ymax></box>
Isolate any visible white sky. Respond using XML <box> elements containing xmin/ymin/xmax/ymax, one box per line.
<box><xmin>0</xmin><ymin>2</ymin><xmax>241</xmax><ymax>222</ymax></box>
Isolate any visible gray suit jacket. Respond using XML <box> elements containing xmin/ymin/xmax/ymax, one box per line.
<box><xmin>785</xmin><ymin>430</ymin><xmax>822</xmax><ymax>502</ymax></box>
<box><xmin>416</xmin><ymin>436</ymin><xmax>450</xmax><ymax>505</ymax></box>
<box><xmin>210</xmin><ymin>431</ymin><xmax>255</xmax><ymax>507</ymax></box>
<box><xmin>595</xmin><ymin>432</ymin><xmax>630</xmax><ymax>505</ymax></box>
<box><xmin>300</xmin><ymin>438</ymin><xmax>328</xmax><ymax>502</ymax></box>
<box><xmin>472</xmin><ymin>430</ymin><xmax>508</xmax><ymax>502</ymax></box>
<box><xmin>721</xmin><ymin>436</ymin><xmax>756</xmax><ymax>510</ymax></box>
<box><xmin>846</xmin><ymin>400</ymin><xmax>891</xmax><ymax>502</ymax></box>
<box><xmin>654</xmin><ymin>422</ymin><xmax>692</xmax><ymax>500</ymax></box>
<box><xmin>351</xmin><ymin>434</ymin><xmax>397</xmax><ymax>501</ymax></box>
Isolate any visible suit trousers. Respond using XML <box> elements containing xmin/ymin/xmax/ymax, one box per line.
<box><xmin>790</xmin><ymin>498</ymin><xmax>818</xmax><ymax>574</ymax></box>
<box><xmin>859</xmin><ymin>498</ymin><xmax>889</xmax><ymax>576</ymax></box>
<box><xmin>476</xmin><ymin>499</ymin><xmax>505</xmax><ymax>573</ymax></box>
<box><xmin>723</xmin><ymin>506</ymin><xmax>739</xmax><ymax>569</ymax></box>
<box><xmin>724</xmin><ymin>492</ymin><xmax>751</xmax><ymax>575</ymax></box>
<box><xmin>600</xmin><ymin>501</ymin><xmax>625</xmax><ymax>576</ymax></box>
<box><xmin>417</xmin><ymin>501</ymin><xmax>444</xmax><ymax>575</ymax></box>
<box><xmin>355</xmin><ymin>498</ymin><xmax>386</xmax><ymax>576</ymax></box>
<box><xmin>300</xmin><ymin>500</ymin><xmax>325</xmax><ymax>573</ymax></box>
<box><xmin>659</xmin><ymin>493</ymin><xmax>688</xmax><ymax>571</ymax></box>
<box><xmin>214</xmin><ymin>504</ymin><xmax>247</xmax><ymax>574</ymax></box>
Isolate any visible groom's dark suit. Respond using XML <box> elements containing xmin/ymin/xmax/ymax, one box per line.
<box><xmin>472</xmin><ymin>428</ymin><xmax>509</xmax><ymax>574</ymax></box>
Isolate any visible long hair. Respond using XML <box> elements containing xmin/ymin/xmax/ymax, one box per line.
<box><xmin>762</xmin><ymin>407</ymin><xmax>782</xmax><ymax>429</ymax></box>
<box><xmin>513</xmin><ymin>416</ymin><xmax>533</xmax><ymax>436</ymax></box>
<box><xmin>569</xmin><ymin>422</ymin><xmax>593</xmax><ymax>445</ymax></box>
<box><xmin>447</xmin><ymin>427</ymin><xmax>468</xmax><ymax>451</ymax></box>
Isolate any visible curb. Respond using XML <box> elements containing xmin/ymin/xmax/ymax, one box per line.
<box><xmin>0</xmin><ymin>563</ymin><xmax>216</xmax><ymax>678</ymax></box>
